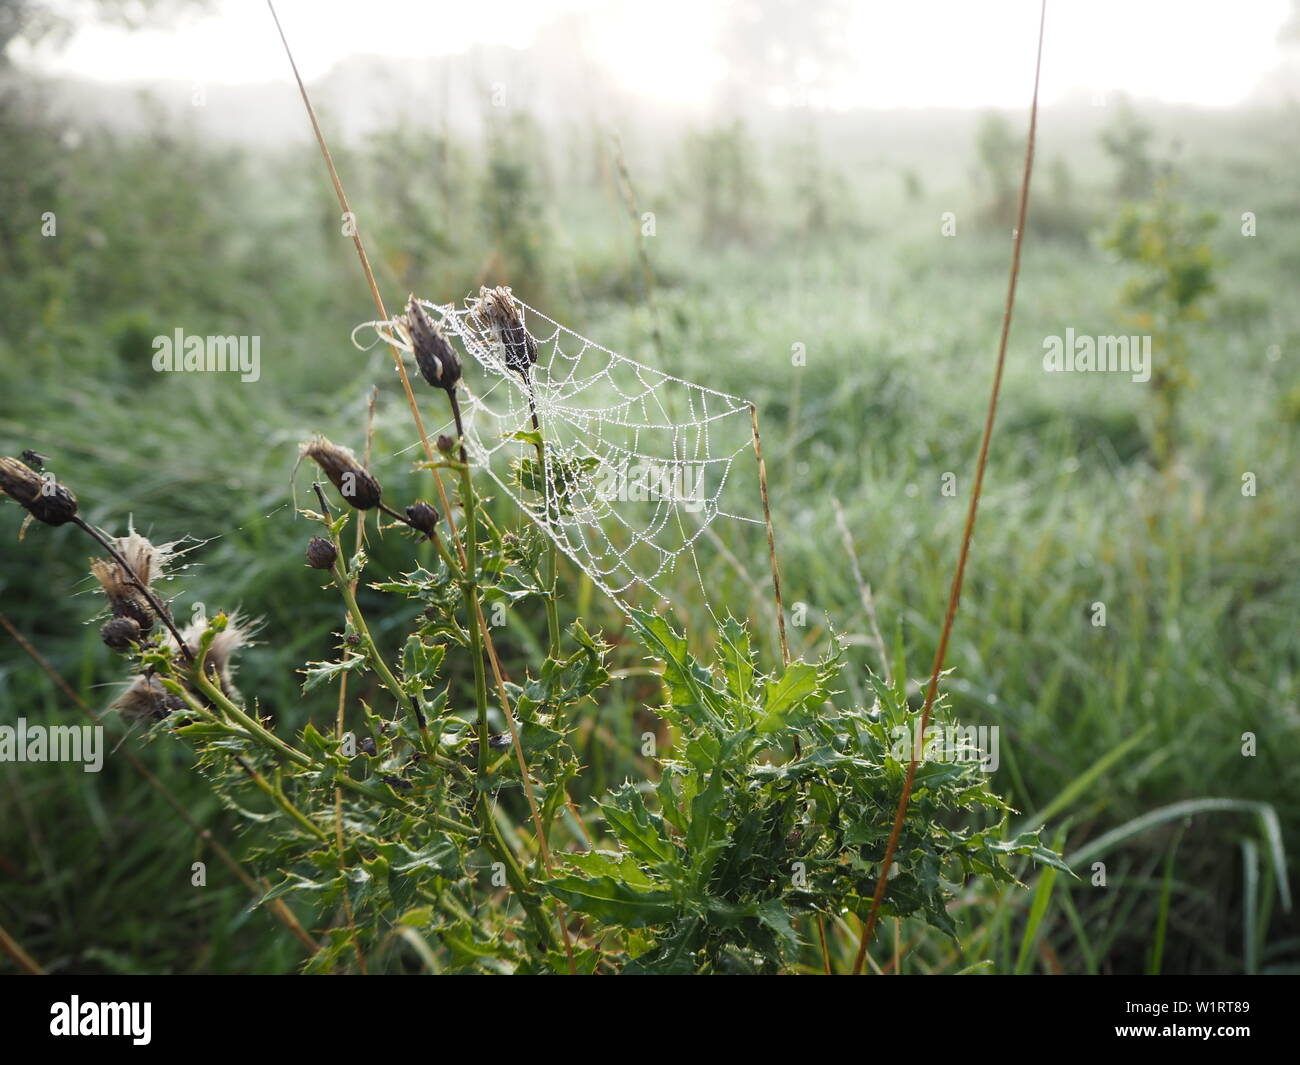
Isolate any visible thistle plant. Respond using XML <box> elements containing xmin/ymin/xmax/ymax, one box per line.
<box><xmin>0</xmin><ymin>1</ymin><xmax>1062</xmax><ymax>974</ymax></box>
<box><xmin>0</xmin><ymin>283</ymin><xmax>1064</xmax><ymax>973</ymax></box>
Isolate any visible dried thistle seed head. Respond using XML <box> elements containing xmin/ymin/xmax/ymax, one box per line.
<box><xmin>0</xmin><ymin>456</ymin><xmax>79</xmax><ymax>526</ymax></box>
<box><xmin>405</xmin><ymin>501</ymin><xmax>439</xmax><ymax>535</ymax></box>
<box><xmin>436</xmin><ymin>433</ymin><xmax>455</xmax><ymax>455</ymax></box>
<box><xmin>475</xmin><ymin>285</ymin><xmax>537</xmax><ymax>379</ymax></box>
<box><xmin>113</xmin><ymin>528</ymin><xmax>176</xmax><ymax>589</ymax></box>
<box><xmin>305</xmin><ymin>536</ymin><xmax>338</xmax><ymax>570</ymax></box>
<box><xmin>88</xmin><ymin>528</ymin><xmax>175</xmax><ymax>628</ymax></box>
<box><xmin>112</xmin><ymin>673</ymin><xmax>184</xmax><ymax>720</ymax></box>
<box><xmin>101</xmin><ymin>615</ymin><xmax>142</xmax><ymax>652</ymax></box>
<box><xmin>300</xmin><ymin>437</ymin><xmax>382</xmax><ymax>510</ymax></box>
<box><xmin>89</xmin><ymin>557</ymin><xmax>156</xmax><ymax>632</ymax></box>
<box><xmin>405</xmin><ymin>296</ymin><xmax>462</xmax><ymax>391</ymax></box>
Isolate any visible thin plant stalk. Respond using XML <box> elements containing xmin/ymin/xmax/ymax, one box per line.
<box><xmin>851</xmin><ymin>0</ymin><xmax>1047</xmax><ymax>976</ymax></box>
<box><xmin>327</xmin><ymin>549</ymin><xmax>430</xmax><ymax>736</ymax></box>
<box><xmin>0</xmin><ymin>919</ymin><xmax>44</xmax><ymax>975</ymax></box>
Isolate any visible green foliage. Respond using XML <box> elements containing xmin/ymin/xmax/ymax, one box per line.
<box><xmin>479</xmin><ymin>112</ymin><xmax>550</xmax><ymax>286</ymax></box>
<box><xmin>680</xmin><ymin>120</ymin><xmax>765</xmax><ymax>245</ymax></box>
<box><xmin>546</xmin><ymin>612</ymin><xmax>1062</xmax><ymax>973</ymax></box>
<box><xmin>1104</xmin><ymin>182</ymin><xmax>1218</xmax><ymax>464</ymax></box>
<box><xmin>2</xmin><ymin>87</ymin><xmax>1296</xmax><ymax>976</ymax></box>
<box><xmin>972</xmin><ymin>111</ymin><xmax>1021</xmax><ymax>227</ymax></box>
<box><xmin>22</xmin><ymin>442</ymin><xmax>1059</xmax><ymax>973</ymax></box>
<box><xmin>1100</xmin><ymin>100</ymin><xmax>1158</xmax><ymax>200</ymax></box>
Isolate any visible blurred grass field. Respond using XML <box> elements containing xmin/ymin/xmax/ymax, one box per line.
<box><xmin>1</xmin><ymin>79</ymin><xmax>1297</xmax><ymax>973</ymax></box>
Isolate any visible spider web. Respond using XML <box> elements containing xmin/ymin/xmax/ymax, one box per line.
<box><xmin>359</xmin><ymin>293</ymin><xmax>764</xmax><ymax>613</ymax></box>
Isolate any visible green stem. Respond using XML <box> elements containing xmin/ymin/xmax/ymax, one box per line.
<box><xmin>544</xmin><ymin>539</ymin><xmax>561</xmax><ymax>660</ymax></box>
<box><xmin>184</xmin><ymin>660</ymin><xmax>475</xmax><ymax>835</ymax></box>
<box><xmin>528</xmin><ymin>398</ymin><xmax>562</xmax><ymax>659</ymax></box>
<box><xmin>456</xmin><ymin>434</ymin><xmax>555</xmax><ymax>951</ymax></box>
<box><xmin>328</xmin><ymin>550</ymin><xmax>431</xmax><ymax>746</ymax></box>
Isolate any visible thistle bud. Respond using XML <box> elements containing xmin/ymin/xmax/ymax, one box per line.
<box><xmin>405</xmin><ymin>501</ymin><xmax>439</xmax><ymax>535</ymax></box>
<box><xmin>0</xmin><ymin>456</ymin><xmax>79</xmax><ymax>526</ymax></box>
<box><xmin>436</xmin><ymin>434</ymin><xmax>455</xmax><ymax>455</ymax></box>
<box><xmin>305</xmin><ymin>536</ymin><xmax>338</xmax><ymax>570</ymax></box>
<box><xmin>101</xmin><ymin>615</ymin><xmax>142</xmax><ymax>652</ymax></box>
<box><xmin>475</xmin><ymin>286</ymin><xmax>537</xmax><ymax>379</ymax></box>
<box><xmin>300</xmin><ymin>437</ymin><xmax>382</xmax><ymax>510</ymax></box>
<box><xmin>405</xmin><ymin>296</ymin><xmax>462</xmax><ymax>391</ymax></box>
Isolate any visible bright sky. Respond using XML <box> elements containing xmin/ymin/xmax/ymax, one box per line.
<box><xmin>13</xmin><ymin>0</ymin><xmax>1293</xmax><ymax>109</ymax></box>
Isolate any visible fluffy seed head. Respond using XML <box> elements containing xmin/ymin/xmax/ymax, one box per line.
<box><xmin>0</xmin><ymin>456</ymin><xmax>79</xmax><ymax>526</ymax></box>
<box><xmin>113</xmin><ymin>529</ymin><xmax>176</xmax><ymax>589</ymax></box>
<box><xmin>183</xmin><ymin>611</ymin><xmax>257</xmax><ymax>700</ymax></box>
<box><xmin>405</xmin><ymin>296</ymin><xmax>462</xmax><ymax>391</ymax></box>
<box><xmin>88</xmin><ymin>527</ymin><xmax>176</xmax><ymax>631</ymax></box>
<box><xmin>111</xmin><ymin>674</ymin><xmax>185</xmax><ymax>720</ymax></box>
<box><xmin>90</xmin><ymin>558</ymin><xmax>156</xmax><ymax>632</ymax></box>
<box><xmin>300</xmin><ymin>437</ymin><xmax>382</xmax><ymax>510</ymax></box>
<box><xmin>474</xmin><ymin>286</ymin><xmax>537</xmax><ymax>379</ymax></box>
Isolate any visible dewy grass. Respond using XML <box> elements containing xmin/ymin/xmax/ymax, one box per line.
<box><xmin>0</xmin><ymin>1</ymin><xmax>1061</xmax><ymax>975</ymax></box>
<box><xmin>5</xmin><ymin>1</ymin><xmax>1287</xmax><ymax>976</ymax></box>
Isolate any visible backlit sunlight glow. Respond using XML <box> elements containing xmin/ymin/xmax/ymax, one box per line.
<box><xmin>14</xmin><ymin>0</ymin><xmax>1291</xmax><ymax>109</ymax></box>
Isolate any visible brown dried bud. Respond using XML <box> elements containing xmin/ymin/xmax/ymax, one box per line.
<box><xmin>405</xmin><ymin>501</ymin><xmax>439</xmax><ymax>535</ymax></box>
<box><xmin>113</xmin><ymin>593</ymin><xmax>156</xmax><ymax>632</ymax></box>
<box><xmin>475</xmin><ymin>286</ymin><xmax>537</xmax><ymax>379</ymax></box>
<box><xmin>436</xmin><ymin>434</ymin><xmax>455</xmax><ymax>455</ymax></box>
<box><xmin>0</xmin><ymin>456</ymin><xmax>79</xmax><ymax>526</ymax></box>
<box><xmin>305</xmin><ymin>536</ymin><xmax>338</xmax><ymax>570</ymax></box>
<box><xmin>405</xmin><ymin>296</ymin><xmax>462</xmax><ymax>391</ymax></box>
<box><xmin>101</xmin><ymin>615</ymin><xmax>142</xmax><ymax>652</ymax></box>
<box><xmin>300</xmin><ymin>437</ymin><xmax>382</xmax><ymax>510</ymax></box>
